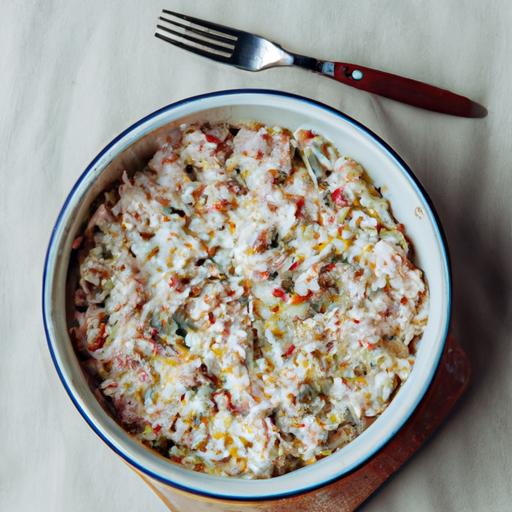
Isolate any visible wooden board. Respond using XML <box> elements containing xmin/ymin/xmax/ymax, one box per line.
<box><xmin>132</xmin><ymin>336</ymin><xmax>470</xmax><ymax>511</ymax></box>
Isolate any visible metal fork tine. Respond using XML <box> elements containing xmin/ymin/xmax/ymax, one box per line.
<box><xmin>154</xmin><ymin>32</ymin><xmax>232</xmax><ymax>63</ymax></box>
<box><xmin>158</xmin><ymin>17</ymin><xmax>237</xmax><ymax>45</ymax></box>
<box><xmin>162</xmin><ymin>9</ymin><xmax>242</xmax><ymax>39</ymax></box>
<box><xmin>156</xmin><ymin>23</ymin><xmax>234</xmax><ymax>54</ymax></box>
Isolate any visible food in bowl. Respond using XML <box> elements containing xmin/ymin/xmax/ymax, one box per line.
<box><xmin>70</xmin><ymin>122</ymin><xmax>428</xmax><ymax>478</ymax></box>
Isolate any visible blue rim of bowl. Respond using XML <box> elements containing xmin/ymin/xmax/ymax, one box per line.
<box><xmin>42</xmin><ymin>88</ymin><xmax>451</xmax><ymax>501</ymax></box>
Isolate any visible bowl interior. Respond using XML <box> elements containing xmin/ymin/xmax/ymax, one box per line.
<box><xmin>43</xmin><ymin>90</ymin><xmax>450</xmax><ymax>500</ymax></box>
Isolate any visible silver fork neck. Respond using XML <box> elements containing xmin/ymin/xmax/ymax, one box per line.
<box><xmin>290</xmin><ymin>53</ymin><xmax>322</xmax><ymax>72</ymax></box>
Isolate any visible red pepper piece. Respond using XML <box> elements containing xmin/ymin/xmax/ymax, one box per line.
<box><xmin>302</xmin><ymin>130</ymin><xmax>316</xmax><ymax>141</ymax></box>
<box><xmin>289</xmin><ymin>260</ymin><xmax>300</xmax><ymax>271</ymax></box>
<box><xmin>272</xmin><ymin>288</ymin><xmax>287</xmax><ymax>300</ymax></box>
<box><xmin>295</xmin><ymin>198</ymin><xmax>305</xmax><ymax>218</ymax></box>
<box><xmin>205</xmin><ymin>134</ymin><xmax>222</xmax><ymax>145</ymax></box>
<box><xmin>283</xmin><ymin>344</ymin><xmax>295</xmax><ymax>357</ymax></box>
<box><xmin>331</xmin><ymin>187</ymin><xmax>348</xmax><ymax>207</ymax></box>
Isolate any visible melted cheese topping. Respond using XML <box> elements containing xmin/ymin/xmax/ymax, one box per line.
<box><xmin>72</xmin><ymin>123</ymin><xmax>428</xmax><ymax>478</ymax></box>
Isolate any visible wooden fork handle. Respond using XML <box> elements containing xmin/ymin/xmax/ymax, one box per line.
<box><xmin>319</xmin><ymin>61</ymin><xmax>487</xmax><ymax>118</ymax></box>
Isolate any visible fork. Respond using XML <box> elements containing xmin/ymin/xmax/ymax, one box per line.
<box><xmin>155</xmin><ymin>10</ymin><xmax>486</xmax><ymax>118</ymax></box>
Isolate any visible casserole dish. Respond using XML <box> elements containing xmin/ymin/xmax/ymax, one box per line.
<box><xmin>42</xmin><ymin>89</ymin><xmax>450</xmax><ymax>501</ymax></box>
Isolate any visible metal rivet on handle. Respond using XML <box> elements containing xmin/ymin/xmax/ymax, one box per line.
<box><xmin>321</xmin><ymin>61</ymin><xmax>335</xmax><ymax>77</ymax></box>
<box><xmin>351</xmin><ymin>69</ymin><xmax>364</xmax><ymax>80</ymax></box>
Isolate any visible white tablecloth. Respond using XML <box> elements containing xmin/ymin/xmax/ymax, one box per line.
<box><xmin>1</xmin><ymin>0</ymin><xmax>510</xmax><ymax>510</ymax></box>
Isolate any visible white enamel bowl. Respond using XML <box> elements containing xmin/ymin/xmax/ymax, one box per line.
<box><xmin>43</xmin><ymin>89</ymin><xmax>451</xmax><ymax>501</ymax></box>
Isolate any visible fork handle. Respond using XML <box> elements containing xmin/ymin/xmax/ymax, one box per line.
<box><xmin>316</xmin><ymin>60</ymin><xmax>486</xmax><ymax>118</ymax></box>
